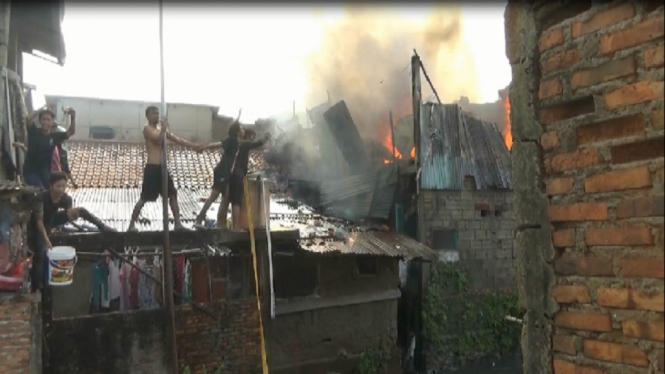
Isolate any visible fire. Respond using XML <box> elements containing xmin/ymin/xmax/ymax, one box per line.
<box><xmin>382</xmin><ymin>131</ymin><xmax>403</xmax><ymax>160</ymax></box>
<box><xmin>410</xmin><ymin>147</ymin><xmax>415</xmax><ymax>158</ymax></box>
<box><xmin>502</xmin><ymin>95</ymin><xmax>513</xmax><ymax>150</ymax></box>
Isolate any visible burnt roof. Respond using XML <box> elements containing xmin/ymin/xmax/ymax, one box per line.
<box><xmin>419</xmin><ymin>103</ymin><xmax>512</xmax><ymax>190</ymax></box>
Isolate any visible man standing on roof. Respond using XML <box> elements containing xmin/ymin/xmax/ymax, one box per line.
<box><xmin>13</xmin><ymin>107</ymin><xmax>57</xmax><ymax>189</ymax></box>
<box><xmin>194</xmin><ymin>123</ymin><xmax>269</xmax><ymax>231</ymax></box>
<box><xmin>127</xmin><ymin>106</ymin><xmax>201</xmax><ymax>232</ymax></box>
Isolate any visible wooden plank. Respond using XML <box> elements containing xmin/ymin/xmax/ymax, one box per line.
<box><xmin>323</xmin><ymin>100</ymin><xmax>370</xmax><ymax>174</ymax></box>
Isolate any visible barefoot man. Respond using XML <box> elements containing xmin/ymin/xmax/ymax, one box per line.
<box><xmin>127</xmin><ymin>106</ymin><xmax>200</xmax><ymax>232</ymax></box>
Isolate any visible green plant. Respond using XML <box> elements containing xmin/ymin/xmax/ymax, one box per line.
<box><xmin>423</xmin><ymin>261</ymin><xmax>522</xmax><ymax>368</ymax></box>
<box><xmin>358</xmin><ymin>348</ymin><xmax>391</xmax><ymax>374</ymax></box>
<box><xmin>183</xmin><ymin>367</ymin><xmax>191</xmax><ymax>374</ymax></box>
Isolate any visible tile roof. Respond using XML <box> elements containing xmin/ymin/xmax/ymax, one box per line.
<box><xmin>68</xmin><ymin>140</ymin><xmax>265</xmax><ymax>190</ymax></box>
<box><xmin>419</xmin><ymin>103</ymin><xmax>512</xmax><ymax>190</ymax></box>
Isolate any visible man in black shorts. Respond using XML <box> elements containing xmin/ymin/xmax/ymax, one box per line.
<box><xmin>194</xmin><ymin>124</ymin><xmax>268</xmax><ymax>230</ymax></box>
<box><xmin>127</xmin><ymin>106</ymin><xmax>201</xmax><ymax>232</ymax></box>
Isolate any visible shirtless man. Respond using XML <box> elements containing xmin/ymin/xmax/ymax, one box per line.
<box><xmin>127</xmin><ymin>106</ymin><xmax>200</xmax><ymax>232</ymax></box>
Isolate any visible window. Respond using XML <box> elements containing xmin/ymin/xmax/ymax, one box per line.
<box><xmin>273</xmin><ymin>257</ymin><xmax>319</xmax><ymax>299</ymax></box>
<box><xmin>355</xmin><ymin>256</ymin><xmax>379</xmax><ymax>277</ymax></box>
<box><xmin>431</xmin><ymin>229</ymin><xmax>459</xmax><ymax>251</ymax></box>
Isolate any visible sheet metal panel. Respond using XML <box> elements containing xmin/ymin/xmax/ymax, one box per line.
<box><xmin>299</xmin><ymin>231</ymin><xmax>436</xmax><ymax>260</ymax></box>
<box><xmin>419</xmin><ymin>103</ymin><xmax>512</xmax><ymax>190</ymax></box>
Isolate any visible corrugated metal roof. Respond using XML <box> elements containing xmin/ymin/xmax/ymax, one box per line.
<box><xmin>68</xmin><ymin>140</ymin><xmax>264</xmax><ymax>190</ymax></box>
<box><xmin>419</xmin><ymin>103</ymin><xmax>512</xmax><ymax>190</ymax></box>
<box><xmin>368</xmin><ymin>168</ymin><xmax>397</xmax><ymax>219</ymax></box>
<box><xmin>299</xmin><ymin>231</ymin><xmax>436</xmax><ymax>260</ymax></box>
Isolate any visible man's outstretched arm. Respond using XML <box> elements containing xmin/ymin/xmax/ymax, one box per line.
<box><xmin>166</xmin><ymin>130</ymin><xmax>197</xmax><ymax>149</ymax></box>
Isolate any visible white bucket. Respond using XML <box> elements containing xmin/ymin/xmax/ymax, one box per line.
<box><xmin>47</xmin><ymin>246</ymin><xmax>77</xmax><ymax>286</ymax></box>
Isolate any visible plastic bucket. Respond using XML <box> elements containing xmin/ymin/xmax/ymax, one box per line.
<box><xmin>48</xmin><ymin>246</ymin><xmax>77</xmax><ymax>286</ymax></box>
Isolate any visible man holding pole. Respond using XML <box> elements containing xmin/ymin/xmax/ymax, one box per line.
<box><xmin>126</xmin><ymin>106</ymin><xmax>200</xmax><ymax>232</ymax></box>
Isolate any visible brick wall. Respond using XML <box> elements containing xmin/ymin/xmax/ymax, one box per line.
<box><xmin>419</xmin><ymin>189</ymin><xmax>516</xmax><ymax>290</ymax></box>
<box><xmin>0</xmin><ymin>293</ymin><xmax>42</xmax><ymax>374</ymax></box>
<box><xmin>176</xmin><ymin>300</ymin><xmax>262</xmax><ymax>374</ymax></box>
<box><xmin>47</xmin><ymin>300</ymin><xmax>261</xmax><ymax>374</ymax></box>
<box><xmin>506</xmin><ymin>1</ymin><xmax>664</xmax><ymax>374</ymax></box>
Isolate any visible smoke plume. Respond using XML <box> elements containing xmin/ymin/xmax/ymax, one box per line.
<box><xmin>305</xmin><ymin>6</ymin><xmax>481</xmax><ymax>140</ymax></box>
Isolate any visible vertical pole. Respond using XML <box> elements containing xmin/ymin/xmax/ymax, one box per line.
<box><xmin>389</xmin><ymin>110</ymin><xmax>396</xmax><ymax>171</ymax></box>
<box><xmin>158</xmin><ymin>1</ymin><xmax>178</xmax><ymax>373</ymax></box>
<box><xmin>0</xmin><ymin>0</ymin><xmax>10</xmax><ymax>69</ymax></box>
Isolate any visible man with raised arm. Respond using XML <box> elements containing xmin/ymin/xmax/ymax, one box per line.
<box><xmin>127</xmin><ymin>106</ymin><xmax>200</xmax><ymax>232</ymax></box>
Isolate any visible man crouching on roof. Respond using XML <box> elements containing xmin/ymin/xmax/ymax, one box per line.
<box><xmin>29</xmin><ymin>172</ymin><xmax>115</xmax><ymax>291</ymax></box>
<box><xmin>127</xmin><ymin>106</ymin><xmax>202</xmax><ymax>232</ymax></box>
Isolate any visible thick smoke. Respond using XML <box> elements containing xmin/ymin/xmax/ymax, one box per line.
<box><xmin>305</xmin><ymin>6</ymin><xmax>481</xmax><ymax>140</ymax></box>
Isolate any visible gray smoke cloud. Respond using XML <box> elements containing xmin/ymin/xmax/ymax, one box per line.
<box><xmin>304</xmin><ymin>5</ymin><xmax>481</xmax><ymax>141</ymax></box>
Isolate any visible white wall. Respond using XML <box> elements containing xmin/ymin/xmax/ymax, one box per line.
<box><xmin>46</xmin><ymin>96</ymin><xmax>215</xmax><ymax>142</ymax></box>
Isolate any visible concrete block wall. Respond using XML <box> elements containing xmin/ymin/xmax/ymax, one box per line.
<box><xmin>419</xmin><ymin>189</ymin><xmax>516</xmax><ymax>291</ymax></box>
<box><xmin>0</xmin><ymin>293</ymin><xmax>42</xmax><ymax>374</ymax></box>
<box><xmin>506</xmin><ymin>1</ymin><xmax>664</xmax><ymax>374</ymax></box>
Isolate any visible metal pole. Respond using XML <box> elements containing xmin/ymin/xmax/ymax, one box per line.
<box><xmin>158</xmin><ymin>1</ymin><xmax>178</xmax><ymax>373</ymax></box>
<box><xmin>389</xmin><ymin>110</ymin><xmax>396</xmax><ymax>171</ymax></box>
<box><xmin>0</xmin><ymin>0</ymin><xmax>10</xmax><ymax>69</ymax></box>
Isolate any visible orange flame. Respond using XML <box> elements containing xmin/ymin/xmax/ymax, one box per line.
<box><xmin>382</xmin><ymin>131</ymin><xmax>403</xmax><ymax>160</ymax></box>
<box><xmin>410</xmin><ymin>147</ymin><xmax>415</xmax><ymax>158</ymax></box>
<box><xmin>502</xmin><ymin>95</ymin><xmax>513</xmax><ymax>150</ymax></box>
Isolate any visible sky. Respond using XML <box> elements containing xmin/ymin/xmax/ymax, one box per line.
<box><xmin>23</xmin><ymin>3</ymin><xmax>511</xmax><ymax>124</ymax></box>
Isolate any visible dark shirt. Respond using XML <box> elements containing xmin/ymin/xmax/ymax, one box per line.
<box><xmin>31</xmin><ymin>191</ymin><xmax>73</xmax><ymax>230</ymax></box>
<box><xmin>24</xmin><ymin>125</ymin><xmax>55</xmax><ymax>173</ymax></box>
<box><xmin>235</xmin><ymin>139</ymin><xmax>266</xmax><ymax>176</ymax></box>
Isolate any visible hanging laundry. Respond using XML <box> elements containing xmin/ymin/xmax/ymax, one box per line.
<box><xmin>153</xmin><ymin>256</ymin><xmax>163</xmax><ymax>307</ymax></box>
<box><xmin>108</xmin><ymin>260</ymin><xmax>121</xmax><ymax>312</ymax></box>
<box><xmin>120</xmin><ymin>262</ymin><xmax>131</xmax><ymax>311</ymax></box>
<box><xmin>129</xmin><ymin>262</ymin><xmax>140</xmax><ymax>310</ymax></box>
<box><xmin>173</xmin><ymin>255</ymin><xmax>185</xmax><ymax>305</ymax></box>
<box><xmin>183</xmin><ymin>259</ymin><xmax>192</xmax><ymax>302</ymax></box>
<box><xmin>90</xmin><ymin>262</ymin><xmax>109</xmax><ymax>314</ymax></box>
<box><xmin>138</xmin><ymin>259</ymin><xmax>157</xmax><ymax>309</ymax></box>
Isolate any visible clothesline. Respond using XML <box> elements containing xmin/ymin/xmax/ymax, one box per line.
<box><xmin>77</xmin><ymin>249</ymin><xmax>205</xmax><ymax>258</ymax></box>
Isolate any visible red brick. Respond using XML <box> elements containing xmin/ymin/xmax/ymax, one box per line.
<box><xmin>616</xmin><ymin>196</ymin><xmax>665</xmax><ymax>218</ymax></box>
<box><xmin>597</xmin><ymin>288</ymin><xmax>665</xmax><ymax>312</ymax></box>
<box><xmin>553</xmin><ymin>335</ymin><xmax>580</xmax><ymax>355</ymax></box>
<box><xmin>653</xmin><ymin>109</ymin><xmax>664</xmax><ymax>131</ymax></box>
<box><xmin>585</xmin><ymin>226</ymin><xmax>654</xmax><ymax>246</ymax></box>
<box><xmin>554</xmin><ymin>311</ymin><xmax>613</xmax><ymax>332</ymax></box>
<box><xmin>584</xmin><ymin>339</ymin><xmax>649</xmax><ymax>367</ymax></box>
<box><xmin>658</xmin><ymin>166</ymin><xmax>665</xmax><ymax>184</ymax></box>
<box><xmin>621</xmin><ymin>319</ymin><xmax>664</xmax><ymax>342</ymax></box>
<box><xmin>621</xmin><ymin>257</ymin><xmax>665</xmax><ymax>279</ymax></box>
<box><xmin>658</xmin><ymin>350</ymin><xmax>664</xmax><ymax>372</ymax></box>
<box><xmin>546</xmin><ymin>148</ymin><xmax>601</xmax><ymax>173</ymax></box>
<box><xmin>552</xmin><ymin>284</ymin><xmax>591</xmax><ymax>303</ymax></box>
<box><xmin>542</xmin><ymin>49</ymin><xmax>581</xmax><ymax>75</ymax></box>
<box><xmin>571</xmin><ymin>56</ymin><xmax>636</xmax><ymax>90</ymax></box>
<box><xmin>600</xmin><ymin>16</ymin><xmax>665</xmax><ymax>55</ymax></box>
<box><xmin>540</xmin><ymin>78</ymin><xmax>563</xmax><ymax>99</ymax></box>
<box><xmin>576</xmin><ymin>114</ymin><xmax>646</xmax><ymax>144</ymax></box>
<box><xmin>554</xmin><ymin>359</ymin><xmax>604</xmax><ymax>374</ymax></box>
<box><xmin>584</xmin><ymin>166</ymin><xmax>652</xmax><ymax>193</ymax></box>
<box><xmin>547</xmin><ymin>177</ymin><xmax>573</xmax><ymax>195</ymax></box>
<box><xmin>610</xmin><ymin>136</ymin><xmax>665</xmax><ymax>164</ymax></box>
<box><xmin>548</xmin><ymin>202</ymin><xmax>608</xmax><ymax>222</ymax></box>
<box><xmin>541</xmin><ymin>131</ymin><xmax>561</xmax><ymax>151</ymax></box>
<box><xmin>645</xmin><ymin>44</ymin><xmax>665</xmax><ymax>69</ymax></box>
<box><xmin>554</xmin><ymin>255</ymin><xmax>614</xmax><ymax>276</ymax></box>
<box><xmin>539</xmin><ymin>28</ymin><xmax>564</xmax><ymax>52</ymax></box>
<box><xmin>552</xmin><ymin>229</ymin><xmax>575</xmax><ymax>247</ymax></box>
<box><xmin>540</xmin><ymin>96</ymin><xmax>596</xmax><ymax>125</ymax></box>
<box><xmin>571</xmin><ymin>3</ymin><xmax>636</xmax><ymax>39</ymax></box>
<box><xmin>605</xmin><ymin>80</ymin><xmax>665</xmax><ymax>110</ymax></box>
